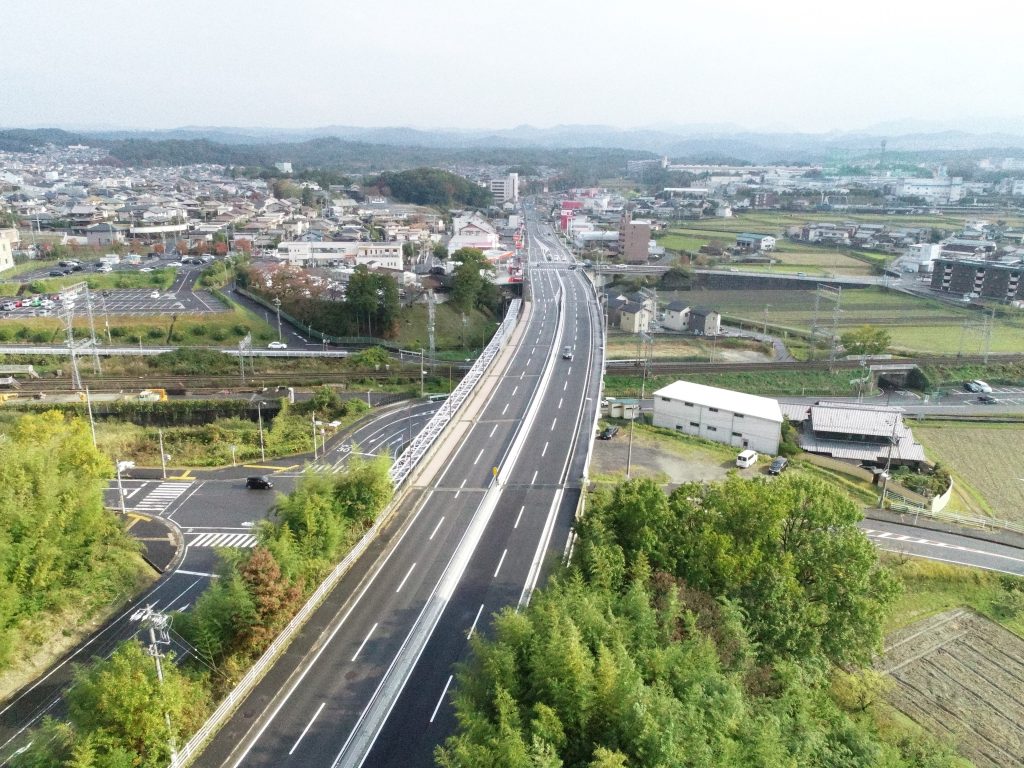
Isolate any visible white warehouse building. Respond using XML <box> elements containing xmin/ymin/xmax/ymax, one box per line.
<box><xmin>652</xmin><ymin>380</ymin><xmax>783</xmax><ymax>455</ymax></box>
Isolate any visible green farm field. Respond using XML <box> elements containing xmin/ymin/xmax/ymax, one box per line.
<box><xmin>913</xmin><ymin>421</ymin><xmax>1024</xmax><ymax>523</ymax></box>
<box><xmin>667</xmin><ymin>286</ymin><xmax>1024</xmax><ymax>356</ymax></box>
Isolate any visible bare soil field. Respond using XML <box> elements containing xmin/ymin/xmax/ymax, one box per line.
<box><xmin>914</xmin><ymin>424</ymin><xmax>1024</xmax><ymax>524</ymax></box>
<box><xmin>879</xmin><ymin>608</ymin><xmax>1024</xmax><ymax>768</ymax></box>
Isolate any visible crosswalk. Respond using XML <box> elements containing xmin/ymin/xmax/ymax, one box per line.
<box><xmin>131</xmin><ymin>481</ymin><xmax>193</xmax><ymax>513</ymax></box>
<box><xmin>189</xmin><ymin>531</ymin><xmax>258</xmax><ymax>548</ymax></box>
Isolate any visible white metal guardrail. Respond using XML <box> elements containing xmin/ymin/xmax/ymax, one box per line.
<box><xmin>387</xmin><ymin>298</ymin><xmax>521</xmax><ymax>488</ymax></box>
<box><xmin>168</xmin><ymin>298</ymin><xmax>521</xmax><ymax>767</ymax></box>
<box><xmin>883</xmin><ymin>490</ymin><xmax>1024</xmax><ymax>535</ymax></box>
<box><xmin>0</xmin><ymin>344</ymin><xmax>351</xmax><ymax>358</ymax></box>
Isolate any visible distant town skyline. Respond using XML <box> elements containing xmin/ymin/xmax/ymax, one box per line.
<box><xmin>4</xmin><ymin>0</ymin><xmax>1023</xmax><ymax>134</ymax></box>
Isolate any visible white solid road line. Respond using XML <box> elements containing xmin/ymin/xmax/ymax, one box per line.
<box><xmin>493</xmin><ymin>549</ymin><xmax>508</xmax><ymax>579</ymax></box>
<box><xmin>514</xmin><ymin>505</ymin><xmax>524</xmax><ymax>529</ymax></box>
<box><xmin>351</xmin><ymin>622</ymin><xmax>379</xmax><ymax>662</ymax></box>
<box><xmin>467</xmin><ymin>604</ymin><xmax>484</xmax><ymax>640</ymax></box>
<box><xmin>395</xmin><ymin>563</ymin><xmax>417</xmax><ymax>593</ymax></box>
<box><xmin>429</xmin><ymin>517</ymin><xmax>445</xmax><ymax>540</ymax></box>
<box><xmin>429</xmin><ymin>675</ymin><xmax>454</xmax><ymax>723</ymax></box>
<box><xmin>288</xmin><ymin>702</ymin><xmax>326</xmax><ymax>756</ymax></box>
<box><xmin>863</xmin><ymin>529</ymin><xmax>1024</xmax><ymax>565</ymax></box>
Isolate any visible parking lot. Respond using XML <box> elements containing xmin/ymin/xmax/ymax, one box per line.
<box><xmin>0</xmin><ymin>287</ymin><xmax>227</xmax><ymax>318</ymax></box>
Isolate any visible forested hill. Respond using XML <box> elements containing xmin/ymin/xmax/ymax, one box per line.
<box><xmin>0</xmin><ymin>129</ymin><xmax>653</xmax><ymax>185</ymax></box>
<box><xmin>372</xmin><ymin>168</ymin><xmax>492</xmax><ymax>207</ymax></box>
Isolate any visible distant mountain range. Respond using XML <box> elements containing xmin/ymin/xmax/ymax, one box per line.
<box><xmin>2</xmin><ymin>122</ymin><xmax>1024</xmax><ymax>166</ymax></box>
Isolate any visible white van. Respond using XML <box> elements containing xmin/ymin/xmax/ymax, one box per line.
<box><xmin>735</xmin><ymin>449</ymin><xmax>758</xmax><ymax>468</ymax></box>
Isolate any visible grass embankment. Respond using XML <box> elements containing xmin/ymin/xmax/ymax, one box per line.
<box><xmin>883</xmin><ymin>554</ymin><xmax>1024</xmax><ymax>637</ymax></box>
<box><xmin>393</xmin><ymin>303</ymin><xmax>498</xmax><ymax>352</ymax></box>
<box><xmin>0</xmin><ymin>302</ymin><xmax>275</xmax><ymax>346</ymax></box>
<box><xmin>0</xmin><ymin>268</ymin><xmax>177</xmax><ymax>295</ymax></box>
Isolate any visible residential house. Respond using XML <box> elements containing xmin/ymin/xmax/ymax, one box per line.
<box><xmin>619</xmin><ymin>301</ymin><xmax>651</xmax><ymax>334</ymax></box>
<box><xmin>688</xmin><ymin>308</ymin><xmax>721</xmax><ymax>335</ymax></box>
<box><xmin>735</xmin><ymin>233</ymin><xmax>776</xmax><ymax>251</ymax></box>
<box><xmin>662</xmin><ymin>300</ymin><xmax>691</xmax><ymax>331</ymax></box>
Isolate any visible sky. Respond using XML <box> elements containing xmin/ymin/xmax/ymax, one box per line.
<box><xmin>3</xmin><ymin>0</ymin><xmax>1023</xmax><ymax>134</ymax></box>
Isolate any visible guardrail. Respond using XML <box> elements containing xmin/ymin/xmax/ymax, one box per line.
<box><xmin>388</xmin><ymin>298</ymin><xmax>521</xmax><ymax>488</ymax></box>
<box><xmin>882</xmin><ymin>491</ymin><xmax>1024</xmax><ymax>535</ymax></box>
<box><xmin>168</xmin><ymin>298</ymin><xmax>522</xmax><ymax>767</ymax></box>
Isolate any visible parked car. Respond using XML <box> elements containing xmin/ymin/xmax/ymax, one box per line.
<box><xmin>599</xmin><ymin>425</ymin><xmax>619</xmax><ymax>440</ymax></box>
<box><xmin>96</xmin><ymin>265</ymin><xmax>113</xmax><ymax>272</ymax></box>
<box><xmin>268</xmin><ymin>341</ymin><xmax>288</xmax><ymax>349</ymax></box>
<box><xmin>561</xmin><ymin>346</ymin><xmax>574</xmax><ymax>360</ymax></box>
<box><xmin>139</xmin><ymin>267</ymin><xmax>154</xmax><ymax>273</ymax></box>
<box><xmin>977</xmin><ymin>394</ymin><xmax>998</xmax><ymax>404</ymax></box>
<box><xmin>48</xmin><ymin>270</ymin><xmax>63</xmax><ymax>277</ymax></box>
<box><xmin>768</xmin><ymin>457</ymin><xmax>789</xmax><ymax>475</ymax></box>
<box><xmin>735</xmin><ymin>449</ymin><xmax>759</xmax><ymax>468</ymax></box>
<box><xmin>964</xmin><ymin>379</ymin><xmax>992</xmax><ymax>393</ymax></box>
<box><xmin>149</xmin><ymin>291</ymin><xmax>160</xmax><ymax>299</ymax></box>
<box><xmin>1</xmin><ymin>301</ymin><xmax>16</xmax><ymax>311</ymax></box>
<box><xmin>245</xmin><ymin>476</ymin><xmax>273</xmax><ymax>490</ymax></box>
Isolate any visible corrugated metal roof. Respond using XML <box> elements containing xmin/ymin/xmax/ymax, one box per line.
<box><xmin>653</xmin><ymin>380</ymin><xmax>783</xmax><ymax>423</ymax></box>
<box><xmin>810</xmin><ymin>402</ymin><xmax>904</xmax><ymax>438</ymax></box>
<box><xmin>798</xmin><ymin>432</ymin><xmax>926</xmax><ymax>463</ymax></box>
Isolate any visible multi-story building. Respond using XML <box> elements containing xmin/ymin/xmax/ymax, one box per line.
<box><xmin>487</xmin><ymin>173</ymin><xmax>519</xmax><ymax>204</ymax></box>
<box><xmin>735</xmin><ymin>233</ymin><xmax>776</xmax><ymax>251</ymax></box>
<box><xmin>930</xmin><ymin>257</ymin><xmax>1023</xmax><ymax>302</ymax></box>
<box><xmin>618</xmin><ymin>213</ymin><xmax>651</xmax><ymax>264</ymax></box>
<box><xmin>0</xmin><ymin>228</ymin><xmax>17</xmax><ymax>273</ymax></box>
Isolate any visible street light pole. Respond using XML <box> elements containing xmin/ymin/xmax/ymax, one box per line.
<box><xmin>115</xmin><ymin>461</ymin><xmax>127</xmax><ymax>514</ymax></box>
<box><xmin>158</xmin><ymin>429</ymin><xmax>167</xmax><ymax>480</ymax></box>
<box><xmin>420</xmin><ymin>348</ymin><xmax>425</xmax><ymax>398</ymax></box>
<box><xmin>273</xmin><ymin>297</ymin><xmax>282</xmax><ymax>343</ymax></box>
<box><xmin>257</xmin><ymin>401</ymin><xmax>266</xmax><ymax>462</ymax></box>
<box><xmin>85</xmin><ymin>386</ymin><xmax>97</xmax><ymax>448</ymax></box>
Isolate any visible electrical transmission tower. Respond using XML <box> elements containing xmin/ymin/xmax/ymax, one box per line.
<box><xmin>809</xmin><ymin>284</ymin><xmax>842</xmax><ymax>362</ymax></box>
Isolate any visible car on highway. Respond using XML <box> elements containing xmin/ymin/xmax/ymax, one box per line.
<box><xmin>96</xmin><ymin>265</ymin><xmax>113</xmax><ymax>272</ymax></box>
<box><xmin>48</xmin><ymin>270</ymin><xmax>63</xmax><ymax>277</ymax></box>
<box><xmin>245</xmin><ymin>476</ymin><xmax>273</xmax><ymax>490</ymax></box>
<box><xmin>1</xmin><ymin>301</ymin><xmax>16</xmax><ymax>311</ymax></box>
<box><xmin>561</xmin><ymin>346</ymin><xmax>573</xmax><ymax>360</ymax></box>
<box><xmin>599</xmin><ymin>425</ymin><xmax>619</xmax><ymax>440</ymax></box>
<box><xmin>268</xmin><ymin>341</ymin><xmax>288</xmax><ymax>349</ymax></box>
<box><xmin>768</xmin><ymin>457</ymin><xmax>789</xmax><ymax>475</ymax></box>
<box><xmin>964</xmin><ymin>379</ymin><xmax>992</xmax><ymax>393</ymax></box>
<box><xmin>149</xmin><ymin>291</ymin><xmax>160</xmax><ymax>299</ymax></box>
<box><xmin>139</xmin><ymin>267</ymin><xmax>154</xmax><ymax>273</ymax></box>
<box><xmin>977</xmin><ymin>394</ymin><xmax>998</xmax><ymax>404</ymax></box>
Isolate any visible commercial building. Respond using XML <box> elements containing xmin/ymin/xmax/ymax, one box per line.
<box><xmin>892</xmin><ymin>176</ymin><xmax>963</xmax><ymax>204</ymax></box>
<box><xmin>930</xmin><ymin>257</ymin><xmax>1023</xmax><ymax>301</ymax></box>
<box><xmin>275</xmin><ymin>241</ymin><xmax>403</xmax><ymax>270</ymax></box>
<box><xmin>619</xmin><ymin>214</ymin><xmax>651</xmax><ymax>264</ymax></box>
<box><xmin>652</xmin><ymin>380</ymin><xmax>783</xmax><ymax>454</ymax></box>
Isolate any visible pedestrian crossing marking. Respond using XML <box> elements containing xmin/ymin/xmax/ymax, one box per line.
<box><xmin>131</xmin><ymin>481</ymin><xmax>192</xmax><ymax>513</ymax></box>
<box><xmin>189</xmin><ymin>532</ymin><xmax>258</xmax><ymax>548</ymax></box>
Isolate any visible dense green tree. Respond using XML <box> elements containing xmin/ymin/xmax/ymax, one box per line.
<box><xmin>373</xmin><ymin>168</ymin><xmax>491</xmax><ymax>207</ymax></box>
<box><xmin>450</xmin><ymin>248</ymin><xmax>496</xmax><ymax>312</ymax></box>
<box><xmin>841</xmin><ymin>325</ymin><xmax>892</xmax><ymax>356</ymax></box>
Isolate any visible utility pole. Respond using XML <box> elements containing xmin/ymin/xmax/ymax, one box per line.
<box><xmin>312</xmin><ymin>414</ymin><xmax>319</xmax><ymax>460</ymax></box>
<box><xmin>273</xmin><ymin>297</ymin><xmax>283</xmax><ymax>343</ymax></box>
<box><xmin>419</xmin><ymin>348</ymin><xmax>425</xmax><ymax>398</ymax></box>
<box><xmin>139</xmin><ymin>607</ymin><xmax>178</xmax><ymax>764</ymax></box>
<box><xmin>876</xmin><ymin>415</ymin><xmax>900</xmax><ymax>508</ymax></box>
<box><xmin>116</xmin><ymin>460</ymin><xmax>127</xmax><ymax>514</ymax></box>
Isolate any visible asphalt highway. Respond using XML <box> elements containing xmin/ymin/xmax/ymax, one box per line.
<box><xmin>0</xmin><ymin>401</ymin><xmax>438</xmax><ymax>766</ymax></box>
<box><xmin>193</xmin><ymin>214</ymin><xmax>602</xmax><ymax>768</ymax></box>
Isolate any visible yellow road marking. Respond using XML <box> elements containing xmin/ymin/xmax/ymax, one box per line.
<box><xmin>243</xmin><ymin>464</ymin><xmax>293</xmax><ymax>471</ymax></box>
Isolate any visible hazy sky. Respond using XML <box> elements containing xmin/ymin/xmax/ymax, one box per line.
<box><xmin>4</xmin><ymin>0</ymin><xmax>1023</xmax><ymax>133</ymax></box>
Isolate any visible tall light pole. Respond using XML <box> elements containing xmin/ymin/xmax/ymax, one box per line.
<box><xmin>257</xmin><ymin>401</ymin><xmax>266</xmax><ymax>462</ymax></box>
<box><xmin>419</xmin><ymin>348</ymin><xmax>425</xmax><ymax>398</ymax></box>
<box><xmin>158</xmin><ymin>429</ymin><xmax>167</xmax><ymax>480</ymax></box>
<box><xmin>273</xmin><ymin>297</ymin><xmax>283</xmax><ymax>343</ymax></box>
<box><xmin>115</xmin><ymin>460</ymin><xmax>127</xmax><ymax>514</ymax></box>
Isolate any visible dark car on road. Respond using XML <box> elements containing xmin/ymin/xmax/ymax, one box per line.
<box><xmin>48</xmin><ymin>270</ymin><xmax>63</xmax><ymax>277</ymax></box>
<box><xmin>977</xmin><ymin>395</ymin><xmax>998</xmax><ymax>404</ymax></box>
<box><xmin>768</xmin><ymin>457</ymin><xmax>789</xmax><ymax>475</ymax></box>
<box><xmin>245</xmin><ymin>476</ymin><xmax>273</xmax><ymax>490</ymax></box>
<box><xmin>599</xmin><ymin>425</ymin><xmax>619</xmax><ymax>440</ymax></box>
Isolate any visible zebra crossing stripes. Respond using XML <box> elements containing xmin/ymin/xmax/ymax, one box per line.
<box><xmin>189</xmin><ymin>532</ymin><xmax>258</xmax><ymax>548</ymax></box>
<box><xmin>132</xmin><ymin>481</ymin><xmax>193</xmax><ymax>513</ymax></box>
